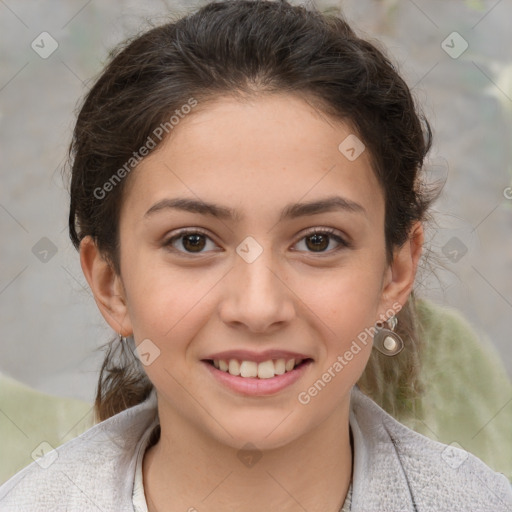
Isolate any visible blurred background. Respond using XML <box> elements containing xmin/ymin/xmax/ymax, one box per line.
<box><xmin>1</xmin><ymin>0</ymin><xmax>511</xmax><ymax>405</ymax></box>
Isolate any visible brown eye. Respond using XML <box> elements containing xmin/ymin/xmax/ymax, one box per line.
<box><xmin>305</xmin><ymin>233</ymin><xmax>330</xmax><ymax>252</ymax></box>
<box><xmin>181</xmin><ymin>233</ymin><xmax>206</xmax><ymax>252</ymax></box>
<box><xmin>163</xmin><ymin>229</ymin><xmax>217</xmax><ymax>254</ymax></box>
<box><xmin>294</xmin><ymin>228</ymin><xmax>349</xmax><ymax>254</ymax></box>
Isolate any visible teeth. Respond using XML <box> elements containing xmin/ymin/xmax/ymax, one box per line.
<box><xmin>240</xmin><ymin>360</ymin><xmax>258</xmax><ymax>378</ymax></box>
<box><xmin>212</xmin><ymin>358</ymin><xmax>305</xmax><ymax>378</ymax></box>
<box><xmin>274</xmin><ymin>359</ymin><xmax>286</xmax><ymax>375</ymax></box>
<box><xmin>228</xmin><ymin>359</ymin><xmax>240</xmax><ymax>376</ymax></box>
<box><xmin>257</xmin><ymin>360</ymin><xmax>275</xmax><ymax>379</ymax></box>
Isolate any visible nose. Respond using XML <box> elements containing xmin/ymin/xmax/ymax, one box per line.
<box><xmin>218</xmin><ymin>242</ymin><xmax>296</xmax><ymax>334</ymax></box>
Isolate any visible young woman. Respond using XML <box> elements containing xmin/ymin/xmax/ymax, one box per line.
<box><xmin>1</xmin><ymin>1</ymin><xmax>510</xmax><ymax>510</ymax></box>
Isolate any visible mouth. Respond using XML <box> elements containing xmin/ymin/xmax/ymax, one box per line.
<box><xmin>201</xmin><ymin>356</ymin><xmax>314</xmax><ymax>396</ymax></box>
<box><xmin>204</xmin><ymin>357</ymin><xmax>313</xmax><ymax>379</ymax></box>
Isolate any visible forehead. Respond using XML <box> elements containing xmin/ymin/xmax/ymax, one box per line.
<box><xmin>121</xmin><ymin>93</ymin><xmax>384</xmax><ymax>226</ymax></box>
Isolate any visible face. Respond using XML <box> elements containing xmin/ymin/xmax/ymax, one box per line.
<box><xmin>84</xmin><ymin>93</ymin><xmax>418</xmax><ymax>451</ymax></box>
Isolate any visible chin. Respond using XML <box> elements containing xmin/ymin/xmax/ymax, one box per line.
<box><xmin>205</xmin><ymin>411</ymin><xmax>312</xmax><ymax>453</ymax></box>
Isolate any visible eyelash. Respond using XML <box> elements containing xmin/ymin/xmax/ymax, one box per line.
<box><xmin>162</xmin><ymin>227</ymin><xmax>351</xmax><ymax>256</ymax></box>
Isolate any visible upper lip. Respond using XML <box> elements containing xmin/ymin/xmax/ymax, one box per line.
<box><xmin>202</xmin><ymin>349</ymin><xmax>313</xmax><ymax>364</ymax></box>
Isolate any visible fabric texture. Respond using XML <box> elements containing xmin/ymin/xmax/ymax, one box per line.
<box><xmin>340</xmin><ymin>483</ymin><xmax>352</xmax><ymax>512</ymax></box>
<box><xmin>1</xmin><ymin>385</ymin><xmax>510</xmax><ymax>512</ymax></box>
<box><xmin>131</xmin><ymin>419</ymin><xmax>159</xmax><ymax>512</ymax></box>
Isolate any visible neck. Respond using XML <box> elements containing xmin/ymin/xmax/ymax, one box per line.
<box><xmin>143</xmin><ymin>397</ymin><xmax>353</xmax><ymax>512</ymax></box>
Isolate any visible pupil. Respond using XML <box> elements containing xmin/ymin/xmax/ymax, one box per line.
<box><xmin>184</xmin><ymin>234</ymin><xmax>205</xmax><ymax>252</ymax></box>
<box><xmin>307</xmin><ymin>233</ymin><xmax>328</xmax><ymax>252</ymax></box>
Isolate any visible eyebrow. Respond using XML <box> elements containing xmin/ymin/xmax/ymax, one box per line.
<box><xmin>144</xmin><ymin>195</ymin><xmax>367</xmax><ymax>222</ymax></box>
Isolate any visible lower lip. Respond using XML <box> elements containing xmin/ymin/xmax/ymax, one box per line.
<box><xmin>202</xmin><ymin>360</ymin><xmax>313</xmax><ymax>396</ymax></box>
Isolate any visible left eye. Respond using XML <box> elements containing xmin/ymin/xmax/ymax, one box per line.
<box><xmin>294</xmin><ymin>228</ymin><xmax>349</xmax><ymax>253</ymax></box>
<box><xmin>163</xmin><ymin>228</ymin><xmax>348</xmax><ymax>255</ymax></box>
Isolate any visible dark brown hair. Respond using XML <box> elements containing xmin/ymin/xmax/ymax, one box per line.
<box><xmin>66</xmin><ymin>0</ymin><xmax>439</xmax><ymax>423</ymax></box>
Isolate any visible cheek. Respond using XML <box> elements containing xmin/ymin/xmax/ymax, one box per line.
<box><xmin>125</xmin><ymin>269</ymin><xmax>215</xmax><ymax>342</ymax></box>
<box><xmin>295</xmin><ymin>274</ymin><xmax>378</xmax><ymax>411</ymax></box>
<box><xmin>303</xmin><ymin>255</ymin><xmax>385</xmax><ymax>323</ymax></box>
<box><xmin>296</xmin><ymin>256</ymin><xmax>384</xmax><ymax>368</ymax></box>
<box><xmin>121</xmin><ymin>235</ymin><xmax>215</xmax><ymax>333</ymax></box>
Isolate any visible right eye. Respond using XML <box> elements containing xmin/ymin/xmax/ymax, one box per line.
<box><xmin>162</xmin><ymin>228</ymin><xmax>220</xmax><ymax>255</ymax></box>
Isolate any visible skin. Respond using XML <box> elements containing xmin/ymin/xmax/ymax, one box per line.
<box><xmin>80</xmin><ymin>93</ymin><xmax>424</xmax><ymax>512</ymax></box>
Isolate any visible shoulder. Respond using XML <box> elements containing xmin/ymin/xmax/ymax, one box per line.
<box><xmin>0</xmin><ymin>390</ymin><xmax>158</xmax><ymax>512</ymax></box>
<box><xmin>350</xmin><ymin>386</ymin><xmax>512</xmax><ymax>511</ymax></box>
<box><xmin>413</xmin><ymin>298</ymin><xmax>512</xmax><ymax>480</ymax></box>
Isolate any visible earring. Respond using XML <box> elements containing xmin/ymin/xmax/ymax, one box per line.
<box><xmin>373</xmin><ymin>315</ymin><xmax>404</xmax><ymax>356</ymax></box>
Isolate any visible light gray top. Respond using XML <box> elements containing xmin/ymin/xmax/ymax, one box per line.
<box><xmin>1</xmin><ymin>386</ymin><xmax>510</xmax><ymax>511</ymax></box>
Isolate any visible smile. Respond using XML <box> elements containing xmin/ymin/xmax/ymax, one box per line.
<box><xmin>202</xmin><ymin>358</ymin><xmax>314</xmax><ymax>396</ymax></box>
<box><xmin>209</xmin><ymin>358</ymin><xmax>308</xmax><ymax>379</ymax></box>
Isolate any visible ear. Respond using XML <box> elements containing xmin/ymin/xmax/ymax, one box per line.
<box><xmin>79</xmin><ymin>235</ymin><xmax>133</xmax><ymax>336</ymax></box>
<box><xmin>379</xmin><ymin>221</ymin><xmax>424</xmax><ymax>314</ymax></box>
